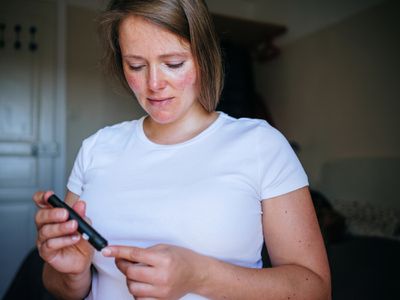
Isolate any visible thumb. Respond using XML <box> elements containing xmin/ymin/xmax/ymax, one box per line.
<box><xmin>72</xmin><ymin>200</ymin><xmax>92</xmax><ymax>225</ymax></box>
<box><xmin>72</xmin><ymin>200</ymin><xmax>86</xmax><ymax>218</ymax></box>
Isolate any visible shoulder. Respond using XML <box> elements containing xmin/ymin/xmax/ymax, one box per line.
<box><xmin>219</xmin><ymin>112</ymin><xmax>288</xmax><ymax>147</ymax></box>
<box><xmin>81</xmin><ymin>119</ymin><xmax>138</xmax><ymax>152</ymax></box>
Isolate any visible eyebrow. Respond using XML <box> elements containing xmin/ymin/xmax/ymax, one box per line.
<box><xmin>122</xmin><ymin>52</ymin><xmax>190</xmax><ymax>60</ymax></box>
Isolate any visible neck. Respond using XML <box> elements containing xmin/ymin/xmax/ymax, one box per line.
<box><xmin>143</xmin><ymin>107</ymin><xmax>218</xmax><ymax>145</ymax></box>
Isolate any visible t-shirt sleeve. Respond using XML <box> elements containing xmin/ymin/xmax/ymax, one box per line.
<box><xmin>257</xmin><ymin>122</ymin><xmax>309</xmax><ymax>200</ymax></box>
<box><xmin>67</xmin><ymin>134</ymin><xmax>97</xmax><ymax>196</ymax></box>
<box><xmin>67</xmin><ymin>146</ymin><xmax>85</xmax><ymax>196</ymax></box>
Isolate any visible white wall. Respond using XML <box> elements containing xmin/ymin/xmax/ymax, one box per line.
<box><xmin>254</xmin><ymin>0</ymin><xmax>400</xmax><ymax>208</ymax></box>
<box><xmin>253</xmin><ymin>0</ymin><xmax>386</xmax><ymax>44</ymax></box>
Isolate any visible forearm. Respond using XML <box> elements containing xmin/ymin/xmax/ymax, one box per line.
<box><xmin>43</xmin><ymin>262</ymin><xmax>92</xmax><ymax>300</ymax></box>
<box><xmin>195</xmin><ymin>257</ymin><xmax>331</xmax><ymax>300</ymax></box>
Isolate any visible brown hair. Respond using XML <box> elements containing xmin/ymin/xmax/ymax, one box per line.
<box><xmin>98</xmin><ymin>0</ymin><xmax>224</xmax><ymax>112</ymax></box>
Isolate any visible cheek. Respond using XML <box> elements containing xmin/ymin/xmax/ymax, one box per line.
<box><xmin>174</xmin><ymin>70</ymin><xmax>197</xmax><ymax>91</ymax></box>
<box><xmin>124</xmin><ymin>73</ymin><xmax>143</xmax><ymax>92</ymax></box>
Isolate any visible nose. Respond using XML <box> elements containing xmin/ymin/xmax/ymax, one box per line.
<box><xmin>148</xmin><ymin>65</ymin><xmax>166</xmax><ymax>91</ymax></box>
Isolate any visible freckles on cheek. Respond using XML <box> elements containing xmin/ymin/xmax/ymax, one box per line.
<box><xmin>125</xmin><ymin>74</ymin><xmax>142</xmax><ymax>92</ymax></box>
<box><xmin>176</xmin><ymin>70</ymin><xmax>197</xmax><ymax>90</ymax></box>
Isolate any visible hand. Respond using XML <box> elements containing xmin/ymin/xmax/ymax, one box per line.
<box><xmin>102</xmin><ymin>244</ymin><xmax>206</xmax><ymax>300</ymax></box>
<box><xmin>33</xmin><ymin>191</ymin><xmax>93</xmax><ymax>275</ymax></box>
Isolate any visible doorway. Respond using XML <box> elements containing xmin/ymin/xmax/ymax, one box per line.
<box><xmin>0</xmin><ymin>0</ymin><xmax>66</xmax><ymax>296</ymax></box>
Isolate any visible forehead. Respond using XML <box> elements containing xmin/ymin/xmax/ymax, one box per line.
<box><xmin>118</xmin><ymin>15</ymin><xmax>191</xmax><ymax>56</ymax></box>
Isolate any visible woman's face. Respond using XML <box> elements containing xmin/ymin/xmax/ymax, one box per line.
<box><xmin>119</xmin><ymin>15</ymin><xmax>203</xmax><ymax>125</ymax></box>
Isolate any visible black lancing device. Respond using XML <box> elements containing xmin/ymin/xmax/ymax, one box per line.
<box><xmin>48</xmin><ymin>194</ymin><xmax>108</xmax><ymax>251</ymax></box>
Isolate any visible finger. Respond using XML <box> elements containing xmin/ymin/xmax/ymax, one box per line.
<box><xmin>38</xmin><ymin>219</ymin><xmax>78</xmax><ymax>243</ymax></box>
<box><xmin>71</xmin><ymin>200</ymin><xmax>93</xmax><ymax>226</ymax></box>
<box><xmin>72</xmin><ymin>200</ymin><xmax>86</xmax><ymax>218</ymax></box>
<box><xmin>126</xmin><ymin>280</ymin><xmax>158</xmax><ymax>298</ymax></box>
<box><xmin>39</xmin><ymin>234</ymin><xmax>81</xmax><ymax>257</ymax></box>
<box><xmin>115</xmin><ymin>258</ymin><xmax>155</xmax><ymax>282</ymax></box>
<box><xmin>102</xmin><ymin>246</ymin><xmax>158</xmax><ymax>266</ymax></box>
<box><xmin>115</xmin><ymin>258</ymin><xmax>130</xmax><ymax>275</ymax></box>
<box><xmin>35</xmin><ymin>207</ymin><xmax>69</xmax><ymax>229</ymax></box>
<box><xmin>33</xmin><ymin>191</ymin><xmax>54</xmax><ymax>208</ymax></box>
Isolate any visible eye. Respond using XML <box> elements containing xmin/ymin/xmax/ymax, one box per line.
<box><xmin>128</xmin><ymin>64</ymin><xmax>145</xmax><ymax>71</ymax></box>
<box><xmin>166</xmin><ymin>62</ymin><xmax>185</xmax><ymax>69</ymax></box>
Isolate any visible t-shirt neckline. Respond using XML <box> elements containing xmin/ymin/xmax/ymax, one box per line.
<box><xmin>136</xmin><ymin>112</ymin><xmax>225</xmax><ymax>149</ymax></box>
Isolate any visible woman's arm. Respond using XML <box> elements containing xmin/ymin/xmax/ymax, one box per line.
<box><xmin>43</xmin><ymin>264</ymin><xmax>92</xmax><ymax>300</ymax></box>
<box><xmin>104</xmin><ymin>187</ymin><xmax>331</xmax><ymax>299</ymax></box>
<box><xmin>34</xmin><ymin>190</ymin><xmax>93</xmax><ymax>300</ymax></box>
<box><xmin>196</xmin><ymin>186</ymin><xmax>331</xmax><ymax>299</ymax></box>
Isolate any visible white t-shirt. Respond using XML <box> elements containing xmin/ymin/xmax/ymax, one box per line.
<box><xmin>67</xmin><ymin>112</ymin><xmax>308</xmax><ymax>300</ymax></box>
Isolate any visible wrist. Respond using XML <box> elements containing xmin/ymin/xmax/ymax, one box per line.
<box><xmin>63</xmin><ymin>265</ymin><xmax>92</xmax><ymax>285</ymax></box>
<box><xmin>192</xmin><ymin>254</ymin><xmax>214</xmax><ymax>296</ymax></box>
<box><xmin>43</xmin><ymin>263</ymin><xmax>92</xmax><ymax>300</ymax></box>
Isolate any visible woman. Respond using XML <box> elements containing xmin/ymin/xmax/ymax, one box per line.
<box><xmin>33</xmin><ymin>0</ymin><xmax>331</xmax><ymax>299</ymax></box>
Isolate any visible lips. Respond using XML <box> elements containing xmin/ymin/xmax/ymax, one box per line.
<box><xmin>147</xmin><ymin>97</ymin><xmax>174</xmax><ymax>106</ymax></box>
<box><xmin>147</xmin><ymin>97</ymin><xmax>174</xmax><ymax>102</ymax></box>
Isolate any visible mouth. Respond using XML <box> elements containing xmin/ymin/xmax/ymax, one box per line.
<box><xmin>147</xmin><ymin>97</ymin><xmax>174</xmax><ymax>105</ymax></box>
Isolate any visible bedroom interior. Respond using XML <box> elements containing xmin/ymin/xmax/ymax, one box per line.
<box><xmin>1</xmin><ymin>0</ymin><xmax>399</xmax><ymax>299</ymax></box>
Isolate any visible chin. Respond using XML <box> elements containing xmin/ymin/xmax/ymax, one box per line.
<box><xmin>147</xmin><ymin>110</ymin><xmax>179</xmax><ymax>125</ymax></box>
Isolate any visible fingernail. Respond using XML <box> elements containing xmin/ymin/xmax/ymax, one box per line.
<box><xmin>102</xmin><ymin>247</ymin><xmax>111</xmax><ymax>256</ymax></box>
<box><xmin>67</xmin><ymin>220</ymin><xmax>76</xmax><ymax>229</ymax></box>
<box><xmin>72</xmin><ymin>234</ymin><xmax>80</xmax><ymax>241</ymax></box>
<box><xmin>59</xmin><ymin>210</ymin><xmax>67</xmax><ymax>219</ymax></box>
